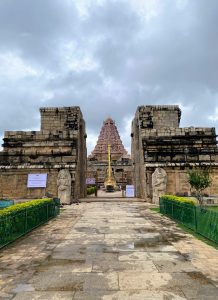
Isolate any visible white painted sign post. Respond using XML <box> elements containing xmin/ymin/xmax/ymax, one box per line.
<box><xmin>27</xmin><ymin>174</ymin><xmax>48</xmax><ymax>188</ymax></box>
<box><xmin>126</xmin><ymin>185</ymin><xmax>135</xmax><ymax>198</ymax></box>
<box><xmin>86</xmin><ymin>178</ymin><xmax>96</xmax><ymax>185</ymax></box>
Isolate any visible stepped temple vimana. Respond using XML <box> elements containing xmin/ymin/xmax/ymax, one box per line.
<box><xmin>87</xmin><ymin>118</ymin><xmax>133</xmax><ymax>190</ymax></box>
<box><xmin>0</xmin><ymin>105</ymin><xmax>218</xmax><ymax>203</ymax></box>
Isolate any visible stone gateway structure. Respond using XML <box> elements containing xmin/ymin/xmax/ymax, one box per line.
<box><xmin>0</xmin><ymin>104</ymin><xmax>218</xmax><ymax>203</ymax></box>
<box><xmin>131</xmin><ymin>105</ymin><xmax>218</xmax><ymax>201</ymax></box>
<box><xmin>0</xmin><ymin>107</ymin><xmax>87</xmax><ymax>201</ymax></box>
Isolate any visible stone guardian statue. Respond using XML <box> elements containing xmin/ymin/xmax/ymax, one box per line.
<box><xmin>57</xmin><ymin>169</ymin><xmax>71</xmax><ymax>204</ymax></box>
<box><xmin>152</xmin><ymin>168</ymin><xmax>167</xmax><ymax>204</ymax></box>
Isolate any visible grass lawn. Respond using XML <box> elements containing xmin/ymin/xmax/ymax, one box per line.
<box><xmin>150</xmin><ymin>207</ymin><xmax>160</xmax><ymax>212</ymax></box>
<box><xmin>207</xmin><ymin>206</ymin><xmax>218</xmax><ymax>212</ymax></box>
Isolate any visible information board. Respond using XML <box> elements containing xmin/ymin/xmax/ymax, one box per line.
<box><xmin>126</xmin><ymin>185</ymin><xmax>135</xmax><ymax>198</ymax></box>
<box><xmin>86</xmin><ymin>178</ymin><xmax>96</xmax><ymax>185</ymax></box>
<box><xmin>27</xmin><ymin>174</ymin><xmax>47</xmax><ymax>188</ymax></box>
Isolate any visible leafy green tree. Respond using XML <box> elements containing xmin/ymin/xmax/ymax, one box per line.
<box><xmin>187</xmin><ymin>168</ymin><xmax>212</xmax><ymax>207</ymax></box>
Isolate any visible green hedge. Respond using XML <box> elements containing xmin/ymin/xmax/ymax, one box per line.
<box><xmin>0</xmin><ymin>198</ymin><xmax>53</xmax><ymax>218</ymax></box>
<box><xmin>0</xmin><ymin>198</ymin><xmax>59</xmax><ymax>248</ymax></box>
<box><xmin>160</xmin><ymin>195</ymin><xmax>218</xmax><ymax>243</ymax></box>
<box><xmin>160</xmin><ymin>195</ymin><xmax>196</xmax><ymax>205</ymax></box>
<box><xmin>160</xmin><ymin>195</ymin><xmax>196</xmax><ymax>230</ymax></box>
<box><xmin>87</xmin><ymin>186</ymin><xmax>96</xmax><ymax>195</ymax></box>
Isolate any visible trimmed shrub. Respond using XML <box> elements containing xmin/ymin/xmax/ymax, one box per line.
<box><xmin>0</xmin><ymin>198</ymin><xmax>57</xmax><ymax>248</ymax></box>
<box><xmin>87</xmin><ymin>186</ymin><xmax>96</xmax><ymax>195</ymax></box>
<box><xmin>0</xmin><ymin>198</ymin><xmax>53</xmax><ymax>218</ymax></box>
<box><xmin>160</xmin><ymin>195</ymin><xmax>196</xmax><ymax>206</ymax></box>
<box><xmin>160</xmin><ymin>195</ymin><xmax>218</xmax><ymax>243</ymax></box>
<box><xmin>160</xmin><ymin>195</ymin><xmax>196</xmax><ymax>230</ymax></box>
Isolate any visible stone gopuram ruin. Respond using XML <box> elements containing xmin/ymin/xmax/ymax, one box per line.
<box><xmin>131</xmin><ymin>105</ymin><xmax>218</xmax><ymax>202</ymax></box>
<box><xmin>0</xmin><ymin>107</ymin><xmax>87</xmax><ymax>203</ymax></box>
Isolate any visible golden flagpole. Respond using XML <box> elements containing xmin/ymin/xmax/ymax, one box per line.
<box><xmin>108</xmin><ymin>143</ymin><xmax>111</xmax><ymax>180</ymax></box>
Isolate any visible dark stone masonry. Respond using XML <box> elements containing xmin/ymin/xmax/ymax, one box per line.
<box><xmin>0</xmin><ymin>104</ymin><xmax>218</xmax><ymax>202</ymax></box>
<box><xmin>131</xmin><ymin>105</ymin><xmax>218</xmax><ymax>200</ymax></box>
<box><xmin>0</xmin><ymin>107</ymin><xmax>86</xmax><ymax>201</ymax></box>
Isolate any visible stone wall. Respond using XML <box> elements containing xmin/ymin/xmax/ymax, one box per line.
<box><xmin>138</xmin><ymin>105</ymin><xmax>181</xmax><ymax>129</ymax></box>
<box><xmin>87</xmin><ymin>159</ymin><xmax>133</xmax><ymax>187</ymax></box>
<box><xmin>0</xmin><ymin>168</ymin><xmax>59</xmax><ymax>199</ymax></box>
<box><xmin>132</xmin><ymin>105</ymin><xmax>218</xmax><ymax>201</ymax></box>
<box><xmin>0</xmin><ymin>107</ymin><xmax>87</xmax><ymax>201</ymax></box>
<box><xmin>145</xmin><ymin>165</ymin><xmax>218</xmax><ymax>198</ymax></box>
<box><xmin>40</xmin><ymin>107</ymin><xmax>81</xmax><ymax>131</ymax></box>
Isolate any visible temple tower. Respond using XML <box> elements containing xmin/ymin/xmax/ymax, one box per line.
<box><xmin>89</xmin><ymin>118</ymin><xmax>128</xmax><ymax>161</ymax></box>
<box><xmin>87</xmin><ymin>118</ymin><xmax>133</xmax><ymax>188</ymax></box>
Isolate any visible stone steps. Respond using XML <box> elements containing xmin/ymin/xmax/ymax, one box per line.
<box><xmin>79</xmin><ymin>197</ymin><xmax>146</xmax><ymax>203</ymax></box>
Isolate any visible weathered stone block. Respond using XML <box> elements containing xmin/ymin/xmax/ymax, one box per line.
<box><xmin>132</xmin><ymin>105</ymin><xmax>218</xmax><ymax>199</ymax></box>
<box><xmin>0</xmin><ymin>107</ymin><xmax>87</xmax><ymax>200</ymax></box>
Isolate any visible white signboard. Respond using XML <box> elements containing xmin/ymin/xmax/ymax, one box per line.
<box><xmin>86</xmin><ymin>178</ymin><xmax>96</xmax><ymax>185</ymax></box>
<box><xmin>126</xmin><ymin>185</ymin><xmax>135</xmax><ymax>198</ymax></box>
<box><xmin>27</xmin><ymin>174</ymin><xmax>47</xmax><ymax>188</ymax></box>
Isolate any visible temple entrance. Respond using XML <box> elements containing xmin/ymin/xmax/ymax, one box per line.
<box><xmin>86</xmin><ymin>117</ymin><xmax>134</xmax><ymax>199</ymax></box>
<box><xmin>85</xmin><ymin>169</ymin><xmax>131</xmax><ymax>199</ymax></box>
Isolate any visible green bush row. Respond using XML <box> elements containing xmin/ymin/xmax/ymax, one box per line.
<box><xmin>0</xmin><ymin>198</ymin><xmax>58</xmax><ymax>248</ymax></box>
<box><xmin>160</xmin><ymin>195</ymin><xmax>196</xmax><ymax>230</ymax></box>
<box><xmin>160</xmin><ymin>195</ymin><xmax>196</xmax><ymax>206</ymax></box>
<box><xmin>87</xmin><ymin>186</ymin><xmax>96</xmax><ymax>195</ymax></box>
<box><xmin>0</xmin><ymin>198</ymin><xmax>53</xmax><ymax>218</ymax></box>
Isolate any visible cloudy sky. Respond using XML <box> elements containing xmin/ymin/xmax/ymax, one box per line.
<box><xmin>0</xmin><ymin>0</ymin><xmax>218</xmax><ymax>154</ymax></box>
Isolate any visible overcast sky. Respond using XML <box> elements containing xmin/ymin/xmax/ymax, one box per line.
<box><xmin>0</xmin><ymin>0</ymin><xmax>218</xmax><ymax>154</ymax></box>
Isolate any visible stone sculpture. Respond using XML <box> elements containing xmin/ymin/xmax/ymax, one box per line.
<box><xmin>57</xmin><ymin>169</ymin><xmax>71</xmax><ymax>204</ymax></box>
<box><xmin>152</xmin><ymin>167</ymin><xmax>167</xmax><ymax>204</ymax></box>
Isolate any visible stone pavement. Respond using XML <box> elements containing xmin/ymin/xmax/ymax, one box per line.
<box><xmin>0</xmin><ymin>200</ymin><xmax>218</xmax><ymax>300</ymax></box>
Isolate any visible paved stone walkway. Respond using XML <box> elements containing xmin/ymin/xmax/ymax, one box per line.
<box><xmin>0</xmin><ymin>201</ymin><xmax>218</xmax><ymax>299</ymax></box>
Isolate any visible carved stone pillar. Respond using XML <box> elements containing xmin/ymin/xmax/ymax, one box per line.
<box><xmin>57</xmin><ymin>169</ymin><xmax>72</xmax><ymax>204</ymax></box>
<box><xmin>152</xmin><ymin>168</ymin><xmax>167</xmax><ymax>204</ymax></box>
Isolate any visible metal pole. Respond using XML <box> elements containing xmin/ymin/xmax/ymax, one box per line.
<box><xmin>108</xmin><ymin>144</ymin><xmax>111</xmax><ymax>179</ymax></box>
<box><xmin>95</xmin><ymin>170</ymin><xmax>98</xmax><ymax>197</ymax></box>
<box><xmin>25</xmin><ymin>209</ymin><xmax>28</xmax><ymax>233</ymax></box>
<box><xmin>122</xmin><ymin>171</ymin><xmax>124</xmax><ymax>197</ymax></box>
<box><xmin>194</xmin><ymin>206</ymin><xmax>198</xmax><ymax>232</ymax></box>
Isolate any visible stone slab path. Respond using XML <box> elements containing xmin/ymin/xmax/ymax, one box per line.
<box><xmin>0</xmin><ymin>200</ymin><xmax>218</xmax><ymax>300</ymax></box>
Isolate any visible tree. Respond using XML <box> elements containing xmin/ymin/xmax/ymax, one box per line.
<box><xmin>187</xmin><ymin>168</ymin><xmax>212</xmax><ymax>207</ymax></box>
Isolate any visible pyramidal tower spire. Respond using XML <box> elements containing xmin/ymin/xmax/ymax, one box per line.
<box><xmin>89</xmin><ymin>118</ymin><xmax>129</xmax><ymax>161</ymax></box>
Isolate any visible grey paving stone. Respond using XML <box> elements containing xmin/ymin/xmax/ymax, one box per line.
<box><xmin>13</xmin><ymin>291</ymin><xmax>74</xmax><ymax>300</ymax></box>
<box><xmin>0</xmin><ymin>201</ymin><xmax>217</xmax><ymax>300</ymax></box>
<box><xmin>73</xmin><ymin>290</ymin><xmax>186</xmax><ymax>300</ymax></box>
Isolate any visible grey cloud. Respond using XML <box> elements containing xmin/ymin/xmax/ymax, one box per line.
<box><xmin>84</xmin><ymin>0</ymin><xmax>140</xmax><ymax>39</ymax></box>
<box><xmin>0</xmin><ymin>0</ymin><xmax>78</xmax><ymax>68</ymax></box>
<box><xmin>48</xmin><ymin>69</ymin><xmax>103</xmax><ymax>90</ymax></box>
<box><xmin>0</xmin><ymin>0</ymin><xmax>217</xmax><ymax>153</ymax></box>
